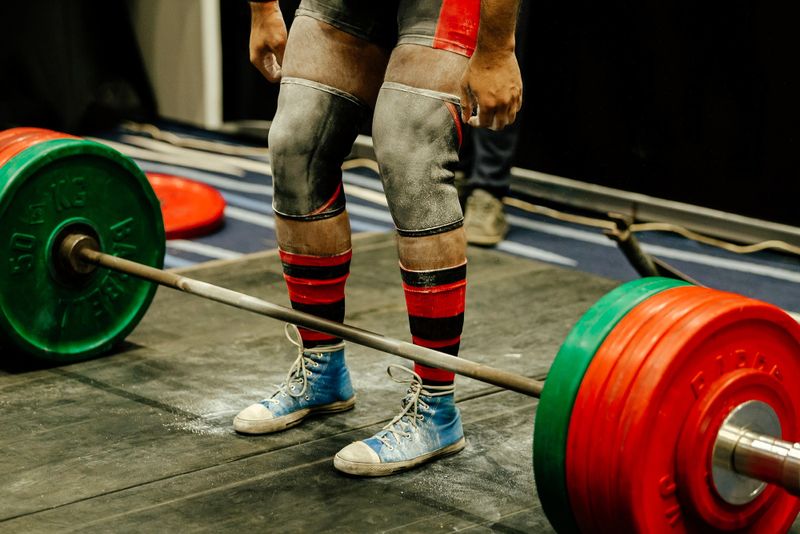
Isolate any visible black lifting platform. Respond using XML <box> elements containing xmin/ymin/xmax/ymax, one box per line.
<box><xmin>2</xmin><ymin>233</ymin><xmax>798</xmax><ymax>533</ymax></box>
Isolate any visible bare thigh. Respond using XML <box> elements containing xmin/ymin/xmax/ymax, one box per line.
<box><xmin>384</xmin><ymin>44</ymin><xmax>468</xmax><ymax>96</ymax></box>
<box><xmin>282</xmin><ymin>16</ymin><xmax>391</xmax><ymax>107</ymax></box>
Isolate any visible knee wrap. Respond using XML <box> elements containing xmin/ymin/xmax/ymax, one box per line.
<box><xmin>269</xmin><ymin>77</ymin><xmax>369</xmax><ymax>220</ymax></box>
<box><xmin>372</xmin><ymin>82</ymin><xmax>464</xmax><ymax>236</ymax></box>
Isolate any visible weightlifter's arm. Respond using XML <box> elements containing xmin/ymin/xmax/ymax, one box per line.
<box><xmin>248</xmin><ymin>0</ymin><xmax>288</xmax><ymax>82</ymax></box>
<box><xmin>459</xmin><ymin>0</ymin><xmax>523</xmax><ymax>130</ymax></box>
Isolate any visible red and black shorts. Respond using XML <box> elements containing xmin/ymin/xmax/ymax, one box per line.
<box><xmin>296</xmin><ymin>0</ymin><xmax>480</xmax><ymax>57</ymax></box>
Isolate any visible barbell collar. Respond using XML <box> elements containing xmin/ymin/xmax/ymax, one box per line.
<box><xmin>61</xmin><ymin>234</ymin><xmax>544</xmax><ymax>398</ymax></box>
<box><xmin>712</xmin><ymin>400</ymin><xmax>800</xmax><ymax>501</ymax></box>
<box><xmin>726</xmin><ymin>427</ymin><xmax>800</xmax><ymax>497</ymax></box>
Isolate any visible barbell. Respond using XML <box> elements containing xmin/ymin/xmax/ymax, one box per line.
<box><xmin>1</xmin><ymin>128</ymin><xmax>799</xmax><ymax>533</ymax></box>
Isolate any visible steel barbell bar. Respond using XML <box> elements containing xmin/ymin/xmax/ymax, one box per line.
<box><xmin>58</xmin><ymin>232</ymin><xmax>800</xmax><ymax>499</ymax></box>
<box><xmin>60</xmin><ymin>233</ymin><xmax>542</xmax><ymax>397</ymax></box>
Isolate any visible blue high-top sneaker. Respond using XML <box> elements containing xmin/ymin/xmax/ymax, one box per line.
<box><xmin>334</xmin><ymin>365</ymin><xmax>465</xmax><ymax>476</ymax></box>
<box><xmin>234</xmin><ymin>324</ymin><xmax>355</xmax><ymax>434</ymax></box>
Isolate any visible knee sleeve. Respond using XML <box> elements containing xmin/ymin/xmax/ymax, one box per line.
<box><xmin>372</xmin><ymin>82</ymin><xmax>464</xmax><ymax>236</ymax></box>
<box><xmin>268</xmin><ymin>77</ymin><xmax>369</xmax><ymax>220</ymax></box>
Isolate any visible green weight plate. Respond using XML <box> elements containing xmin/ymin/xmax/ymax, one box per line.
<box><xmin>533</xmin><ymin>277</ymin><xmax>689</xmax><ymax>534</ymax></box>
<box><xmin>0</xmin><ymin>138</ymin><xmax>165</xmax><ymax>363</ymax></box>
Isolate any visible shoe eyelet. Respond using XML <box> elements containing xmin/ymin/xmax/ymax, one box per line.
<box><xmin>282</xmin><ymin>392</ymin><xmax>287</xmax><ymax>398</ymax></box>
<box><xmin>304</xmin><ymin>395</ymin><xmax>310</xmax><ymax>401</ymax></box>
<box><xmin>290</xmin><ymin>385</ymin><xmax>295</xmax><ymax>391</ymax></box>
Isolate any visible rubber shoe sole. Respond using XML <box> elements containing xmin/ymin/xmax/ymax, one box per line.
<box><xmin>333</xmin><ymin>436</ymin><xmax>466</xmax><ymax>477</ymax></box>
<box><xmin>234</xmin><ymin>396</ymin><xmax>356</xmax><ymax>435</ymax></box>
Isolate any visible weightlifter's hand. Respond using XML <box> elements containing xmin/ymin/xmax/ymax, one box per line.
<box><xmin>249</xmin><ymin>0</ymin><xmax>288</xmax><ymax>83</ymax></box>
<box><xmin>459</xmin><ymin>47</ymin><xmax>522</xmax><ymax>131</ymax></box>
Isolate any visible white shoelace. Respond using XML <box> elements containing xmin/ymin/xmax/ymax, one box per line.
<box><xmin>377</xmin><ymin>365</ymin><xmax>455</xmax><ymax>449</ymax></box>
<box><xmin>266</xmin><ymin>324</ymin><xmax>318</xmax><ymax>403</ymax></box>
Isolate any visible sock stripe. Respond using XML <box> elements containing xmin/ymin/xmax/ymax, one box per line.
<box><xmin>290</xmin><ymin>300</ymin><xmax>345</xmax><ymax>322</ymax></box>
<box><xmin>401</xmin><ymin>263</ymin><xmax>467</xmax><ymax>287</ymax></box>
<box><xmin>403</xmin><ymin>284</ymin><xmax>466</xmax><ymax>318</ymax></box>
<box><xmin>298</xmin><ymin>328</ymin><xmax>341</xmax><ymax>344</ymax></box>
<box><xmin>282</xmin><ymin>261</ymin><xmax>351</xmax><ymax>280</ymax></box>
<box><xmin>413</xmin><ymin>364</ymin><xmax>456</xmax><ymax>383</ymax></box>
<box><xmin>411</xmin><ymin>337</ymin><xmax>461</xmax><ymax>355</ymax></box>
<box><xmin>284</xmin><ymin>275</ymin><xmax>349</xmax><ymax>304</ymax></box>
<box><xmin>279</xmin><ymin>249</ymin><xmax>352</xmax><ymax>267</ymax></box>
<box><xmin>408</xmin><ymin>314</ymin><xmax>464</xmax><ymax>341</ymax></box>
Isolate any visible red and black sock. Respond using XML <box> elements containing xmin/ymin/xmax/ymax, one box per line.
<box><xmin>280</xmin><ymin>249</ymin><xmax>351</xmax><ymax>347</ymax></box>
<box><xmin>401</xmin><ymin>262</ymin><xmax>467</xmax><ymax>387</ymax></box>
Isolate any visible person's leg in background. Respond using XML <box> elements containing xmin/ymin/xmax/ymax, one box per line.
<box><xmin>462</xmin><ymin>118</ymin><xmax>519</xmax><ymax>245</ymax></box>
<box><xmin>461</xmin><ymin>1</ymin><xmax>530</xmax><ymax>246</ymax></box>
<box><xmin>333</xmin><ymin>4</ymin><xmax>477</xmax><ymax>473</ymax></box>
<box><xmin>234</xmin><ymin>10</ymin><xmax>390</xmax><ymax>434</ymax></box>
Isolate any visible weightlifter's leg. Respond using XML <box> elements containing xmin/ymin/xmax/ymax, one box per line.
<box><xmin>334</xmin><ymin>45</ymin><xmax>472</xmax><ymax>475</ymax></box>
<box><xmin>234</xmin><ymin>15</ymin><xmax>389</xmax><ymax>434</ymax></box>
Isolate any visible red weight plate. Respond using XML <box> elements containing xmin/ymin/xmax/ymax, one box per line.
<box><xmin>595</xmin><ymin>288</ymin><xmax>745</xmax><ymax>531</ymax></box>
<box><xmin>0</xmin><ymin>128</ymin><xmax>34</xmax><ymax>147</ymax></box>
<box><xmin>0</xmin><ymin>127</ymin><xmax>54</xmax><ymax>148</ymax></box>
<box><xmin>0</xmin><ymin>127</ymin><xmax>72</xmax><ymax>150</ymax></box>
<box><xmin>146</xmin><ymin>173</ymin><xmax>226</xmax><ymax>239</ymax></box>
<box><xmin>618</xmin><ymin>294</ymin><xmax>800</xmax><ymax>533</ymax></box>
<box><xmin>0</xmin><ymin>129</ymin><xmax>75</xmax><ymax>168</ymax></box>
<box><xmin>566</xmin><ymin>285</ymin><xmax>712</xmax><ymax>532</ymax></box>
<box><xmin>677</xmin><ymin>368</ymin><xmax>797</xmax><ymax>530</ymax></box>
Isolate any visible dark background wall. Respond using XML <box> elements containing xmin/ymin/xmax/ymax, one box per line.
<box><xmin>517</xmin><ymin>1</ymin><xmax>797</xmax><ymax>226</ymax></box>
<box><xmin>1</xmin><ymin>1</ymin><xmax>795</xmax><ymax>227</ymax></box>
<box><xmin>221</xmin><ymin>0</ymin><xmax>302</xmax><ymax>124</ymax></box>
<box><xmin>0</xmin><ymin>1</ymin><xmax>155</xmax><ymax>132</ymax></box>
<box><xmin>221</xmin><ymin>0</ymin><xmax>799</xmax><ymax>227</ymax></box>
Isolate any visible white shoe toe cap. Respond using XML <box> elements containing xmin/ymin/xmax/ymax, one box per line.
<box><xmin>233</xmin><ymin>403</ymin><xmax>274</xmax><ymax>430</ymax></box>
<box><xmin>335</xmin><ymin>441</ymin><xmax>381</xmax><ymax>465</ymax></box>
